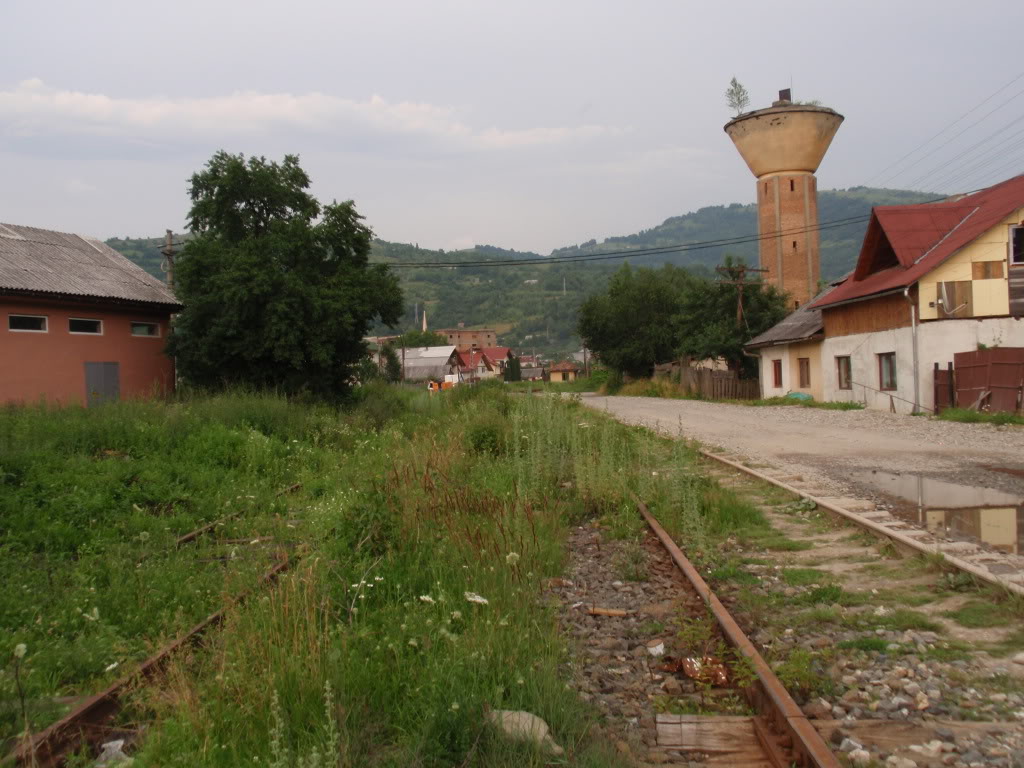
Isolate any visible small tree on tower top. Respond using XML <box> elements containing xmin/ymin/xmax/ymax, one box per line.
<box><xmin>725</xmin><ymin>77</ymin><xmax>750</xmax><ymax>116</ymax></box>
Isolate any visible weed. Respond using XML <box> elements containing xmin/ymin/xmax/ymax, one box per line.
<box><xmin>837</xmin><ymin>636</ymin><xmax>890</xmax><ymax>653</ymax></box>
<box><xmin>614</xmin><ymin>542</ymin><xmax>649</xmax><ymax>582</ymax></box>
<box><xmin>773</xmin><ymin>649</ymin><xmax>833</xmax><ymax>700</ymax></box>
<box><xmin>937</xmin><ymin>408</ymin><xmax>1024</xmax><ymax>426</ymax></box>
<box><xmin>781</xmin><ymin>568</ymin><xmax>829</xmax><ymax>587</ymax></box>
<box><xmin>944</xmin><ymin>599</ymin><xmax>1012</xmax><ymax>629</ymax></box>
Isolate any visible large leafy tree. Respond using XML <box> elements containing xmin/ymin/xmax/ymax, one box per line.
<box><xmin>577</xmin><ymin>264</ymin><xmax>696</xmax><ymax>378</ymax></box>
<box><xmin>393</xmin><ymin>329</ymin><xmax>448</xmax><ymax>348</ymax></box>
<box><xmin>577</xmin><ymin>261</ymin><xmax>788</xmax><ymax>378</ymax></box>
<box><xmin>169</xmin><ymin>152</ymin><xmax>403</xmax><ymax>396</ymax></box>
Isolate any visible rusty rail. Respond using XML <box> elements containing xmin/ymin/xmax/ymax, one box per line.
<box><xmin>7</xmin><ymin>556</ymin><xmax>294</xmax><ymax>768</ymax></box>
<box><xmin>637</xmin><ymin>499</ymin><xmax>841</xmax><ymax>768</ymax></box>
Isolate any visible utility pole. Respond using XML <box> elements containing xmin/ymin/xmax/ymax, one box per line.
<box><xmin>161</xmin><ymin>229</ymin><xmax>176</xmax><ymax>291</ymax></box>
<box><xmin>715</xmin><ymin>263</ymin><xmax>768</xmax><ymax>329</ymax></box>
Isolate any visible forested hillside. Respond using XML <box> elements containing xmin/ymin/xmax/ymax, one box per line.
<box><xmin>107</xmin><ymin>187</ymin><xmax>936</xmax><ymax>358</ymax></box>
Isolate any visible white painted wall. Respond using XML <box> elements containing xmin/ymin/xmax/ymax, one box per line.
<box><xmin>821</xmin><ymin>317</ymin><xmax>1024</xmax><ymax>412</ymax></box>
<box><xmin>758</xmin><ymin>347</ymin><xmax>791</xmax><ymax>398</ymax></box>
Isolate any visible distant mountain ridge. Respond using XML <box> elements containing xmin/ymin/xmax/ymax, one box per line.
<box><xmin>107</xmin><ymin>187</ymin><xmax>938</xmax><ymax>357</ymax></box>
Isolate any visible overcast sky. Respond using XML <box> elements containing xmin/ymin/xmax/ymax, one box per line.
<box><xmin>3</xmin><ymin>1</ymin><xmax>1023</xmax><ymax>253</ymax></box>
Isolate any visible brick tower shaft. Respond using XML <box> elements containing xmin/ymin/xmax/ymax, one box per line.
<box><xmin>724</xmin><ymin>93</ymin><xmax>843</xmax><ymax>308</ymax></box>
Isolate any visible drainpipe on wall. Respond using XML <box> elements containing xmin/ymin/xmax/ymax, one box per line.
<box><xmin>903</xmin><ymin>286</ymin><xmax>920</xmax><ymax>414</ymax></box>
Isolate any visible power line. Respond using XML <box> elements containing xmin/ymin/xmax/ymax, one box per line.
<box><xmin>377</xmin><ymin>216</ymin><xmax>870</xmax><ymax>269</ymax></box>
<box><xmin>865</xmin><ymin>69</ymin><xmax>1024</xmax><ymax>186</ymax></box>
<box><xmin>906</xmin><ymin>110</ymin><xmax>1024</xmax><ymax>190</ymax></box>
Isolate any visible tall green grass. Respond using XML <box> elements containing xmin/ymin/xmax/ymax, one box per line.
<box><xmin>936</xmin><ymin>407</ymin><xmax>1024</xmax><ymax>426</ymax></box>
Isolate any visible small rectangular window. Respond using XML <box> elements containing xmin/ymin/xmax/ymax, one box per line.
<box><xmin>69</xmin><ymin>318</ymin><xmax>102</xmax><ymax>334</ymax></box>
<box><xmin>1011</xmin><ymin>226</ymin><xmax>1023</xmax><ymax>265</ymax></box>
<box><xmin>879</xmin><ymin>352</ymin><xmax>897</xmax><ymax>391</ymax></box>
<box><xmin>789</xmin><ymin>179</ymin><xmax>795</xmax><ymax>192</ymax></box>
<box><xmin>131</xmin><ymin>322</ymin><xmax>160</xmax><ymax>337</ymax></box>
<box><xmin>8</xmin><ymin>314</ymin><xmax>47</xmax><ymax>332</ymax></box>
<box><xmin>798</xmin><ymin>358</ymin><xmax>811</xmax><ymax>388</ymax></box>
<box><xmin>772</xmin><ymin>359</ymin><xmax>783</xmax><ymax>388</ymax></box>
<box><xmin>836</xmin><ymin>356</ymin><xmax>852</xmax><ymax>390</ymax></box>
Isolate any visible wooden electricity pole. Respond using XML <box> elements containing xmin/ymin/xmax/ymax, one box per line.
<box><xmin>161</xmin><ymin>230</ymin><xmax>176</xmax><ymax>291</ymax></box>
<box><xmin>715</xmin><ymin>263</ymin><xmax>768</xmax><ymax>329</ymax></box>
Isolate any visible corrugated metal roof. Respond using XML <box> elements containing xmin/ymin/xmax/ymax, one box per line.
<box><xmin>814</xmin><ymin>174</ymin><xmax>1024</xmax><ymax>309</ymax></box>
<box><xmin>402</xmin><ymin>345</ymin><xmax>457</xmax><ymax>362</ymax></box>
<box><xmin>744</xmin><ymin>283</ymin><xmax>838</xmax><ymax>349</ymax></box>
<box><xmin>0</xmin><ymin>223</ymin><xmax>179</xmax><ymax>307</ymax></box>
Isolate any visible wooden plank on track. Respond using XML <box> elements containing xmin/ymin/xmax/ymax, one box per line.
<box><xmin>656</xmin><ymin>715</ymin><xmax>773</xmax><ymax>766</ymax></box>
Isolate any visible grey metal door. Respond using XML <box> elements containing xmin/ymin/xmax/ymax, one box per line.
<box><xmin>84</xmin><ymin>362</ymin><xmax>120</xmax><ymax>406</ymax></box>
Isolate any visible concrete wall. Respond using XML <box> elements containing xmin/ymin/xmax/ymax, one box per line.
<box><xmin>2</xmin><ymin>296</ymin><xmax>174</xmax><ymax>406</ymax></box>
<box><xmin>918</xmin><ymin>207</ymin><xmax>1024</xmax><ymax>321</ymax></box>
<box><xmin>821</xmin><ymin>316</ymin><xmax>1024</xmax><ymax>412</ymax></box>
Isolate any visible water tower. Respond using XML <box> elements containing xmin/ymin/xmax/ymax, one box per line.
<box><xmin>725</xmin><ymin>90</ymin><xmax>843</xmax><ymax>308</ymax></box>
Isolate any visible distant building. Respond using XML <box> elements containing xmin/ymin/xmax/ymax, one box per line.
<box><xmin>440</xmin><ymin>326</ymin><xmax>497</xmax><ymax>350</ymax></box>
<box><xmin>0</xmin><ymin>223</ymin><xmax>180</xmax><ymax>406</ymax></box>
<box><xmin>548</xmin><ymin>361</ymin><xmax>580</xmax><ymax>383</ymax></box>
<box><xmin>400</xmin><ymin>345</ymin><xmax>460</xmax><ymax>382</ymax></box>
<box><xmin>481</xmin><ymin>346</ymin><xmax>512</xmax><ymax>374</ymax></box>
<box><xmin>456</xmin><ymin>349</ymin><xmax>497</xmax><ymax>382</ymax></box>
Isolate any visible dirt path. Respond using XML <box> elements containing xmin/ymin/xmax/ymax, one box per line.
<box><xmin>581</xmin><ymin>396</ymin><xmax>1024</xmax><ymax>499</ymax></box>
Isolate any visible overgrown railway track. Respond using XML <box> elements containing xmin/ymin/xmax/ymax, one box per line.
<box><xmin>636</xmin><ymin>498</ymin><xmax>842</xmax><ymax>768</ymax></box>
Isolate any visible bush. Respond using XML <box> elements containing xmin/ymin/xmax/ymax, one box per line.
<box><xmin>466</xmin><ymin>414</ymin><xmax>508</xmax><ymax>456</ymax></box>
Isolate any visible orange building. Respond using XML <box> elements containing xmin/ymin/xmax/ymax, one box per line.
<box><xmin>440</xmin><ymin>326</ymin><xmax>497</xmax><ymax>350</ymax></box>
<box><xmin>0</xmin><ymin>224</ymin><xmax>181</xmax><ymax>406</ymax></box>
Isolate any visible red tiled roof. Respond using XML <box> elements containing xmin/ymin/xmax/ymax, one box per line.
<box><xmin>813</xmin><ymin>174</ymin><xmax>1024</xmax><ymax>309</ymax></box>
<box><xmin>457</xmin><ymin>349</ymin><xmax>494</xmax><ymax>370</ymax></box>
<box><xmin>481</xmin><ymin>346</ymin><xmax>511</xmax><ymax>360</ymax></box>
<box><xmin>548</xmin><ymin>361</ymin><xmax>579</xmax><ymax>372</ymax></box>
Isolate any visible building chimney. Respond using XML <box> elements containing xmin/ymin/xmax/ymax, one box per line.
<box><xmin>724</xmin><ymin>90</ymin><xmax>843</xmax><ymax>307</ymax></box>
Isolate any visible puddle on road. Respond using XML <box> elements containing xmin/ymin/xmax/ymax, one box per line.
<box><xmin>855</xmin><ymin>470</ymin><xmax>1023</xmax><ymax>555</ymax></box>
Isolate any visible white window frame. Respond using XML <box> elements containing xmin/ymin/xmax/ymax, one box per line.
<box><xmin>8</xmin><ymin>314</ymin><xmax>48</xmax><ymax>333</ymax></box>
<box><xmin>68</xmin><ymin>317</ymin><xmax>103</xmax><ymax>335</ymax></box>
<box><xmin>130</xmin><ymin>321</ymin><xmax>161</xmax><ymax>338</ymax></box>
<box><xmin>1011</xmin><ymin>224</ymin><xmax>1024</xmax><ymax>266</ymax></box>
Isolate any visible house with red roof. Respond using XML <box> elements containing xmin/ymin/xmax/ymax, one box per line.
<box><xmin>480</xmin><ymin>346</ymin><xmax>513</xmax><ymax>375</ymax></box>
<box><xmin>548</xmin><ymin>361</ymin><xmax>580</xmax><ymax>383</ymax></box>
<box><xmin>456</xmin><ymin>348</ymin><xmax>497</xmax><ymax>382</ymax></box>
<box><xmin>808</xmin><ymin>174</ymin><xmax>1024</xmax><ymax>412</ymax></box>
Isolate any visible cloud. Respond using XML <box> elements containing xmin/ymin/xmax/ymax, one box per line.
<box><xmin>0</xmin><ymin>79</ymin><xmax>622</xmax><ymax>151</ymax></box>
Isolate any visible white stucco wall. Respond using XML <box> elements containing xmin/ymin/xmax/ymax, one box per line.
<box><xmin>758</xmin><ymin>347</ymin><xmax>791</xmax><ymax>398</ymax></box>
<box><xmin>822</xmin><ymin>317</ymin><xmax>1024</xmax><ymax>413</ymax></box>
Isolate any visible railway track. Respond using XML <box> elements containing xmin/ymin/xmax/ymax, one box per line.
<box><xmin>699</xmin><ymin>449</ymin><xmax>1024</xmax><ymax>598</ymax></box>
<box><xmin>637</xmin><ymin>499</ymin><xmax>842</xmax><ymax>768</ymax></box>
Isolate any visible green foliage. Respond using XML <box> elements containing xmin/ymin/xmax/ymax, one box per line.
<box><xmin>167</xmin><ymin>151</ymin><xmax>403</xmax><ymax>397</ymax></box>
<box><xmin>393</xmin><ymin>329</ymin><xmax>448</xmax><ymax>348</ymax></box>
<box><xmin>504</xmin><ymin>355</ymin><xmax>522</xmax><ymax>382</ymax></box>
<box><xmin>725</xmin><ymin>77</ymin><xmax>750</xmax><ymax>116</ymax></box>
<box><xmin>466</xmin><ymin>413</ymin><xmax>508</xmax><ymax>456</ymax></box>
<box><xmin>937</xmin><ymin>408</ymin><xmax>1024</xmax><ymax>426</ymax></box>
<box><xmin>578</xmin><ymin>261</ymin><xmax>787</xmax><ymax>377</ymax></box>
<box><xmin>381</xmin><ymin>344</ymin><xmax>402</xmax><ymax>383</ymax></box>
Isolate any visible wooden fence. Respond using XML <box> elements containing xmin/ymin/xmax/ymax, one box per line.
<box><xmin>671</xmin><ymin>367</ymin><xmax>760</xmax><ymax>401</ymax></box>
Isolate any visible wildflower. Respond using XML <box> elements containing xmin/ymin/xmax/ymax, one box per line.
<box><xmin>418</xmin><ymin>595</ymin><xmax>435</xmax><ymax>604</ymax></box>
<box><xmin>104</xmin><ymin>662</ymin><xmax>119</xmax><ymax>672</ymax></box>
<box><xmin>499</xmin><ymin>618</ymin><xmax>509</xmax><ymax>627</ymax></box>
<box><xmin>13</xmin><ymin>643</ymin><xmax>26</xmax><ymax>659</ymax></box>
<box><xmin>505</xmin><ymin>552</ymin><xmax>520</xmax><ymax>566</ymax></box>
<box><xmin>408</xmin><ymin>638</ymin><xmax>418</xmax><ymax>648</ymax></box>
<box><xmin>450</xmin><ymin>702</ymin><xmax>460</xmax><ymax>711</ymax></box>
<box><xmin>464</xmin><ymin>592</ymin><xmax>489</xmax><ymax>605</ymax></box>
<box><xmin>450</xmin><ymin>611</ymin><xmax>462</xmax><ymax>621</ymax></box>
<box><xmin>138</xmin><ymin>531</ymin><xmax>150</xmax><ymax>541</ymax></box>
<box><xmin>516</xmin><ymin>677</ymin><xmax>525</xmax><ymax>686</ymax></box>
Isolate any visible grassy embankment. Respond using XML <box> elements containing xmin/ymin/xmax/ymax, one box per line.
<box><xmin>1</xmin><ymin>384</ymin><xmax>786</xmax><ymax>766</ymax></box>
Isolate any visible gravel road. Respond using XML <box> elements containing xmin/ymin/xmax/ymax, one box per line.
<box><xmin>582</xmin><ymin>395</ymin><xmax>1024</xmax><ymax>500</ymax></box>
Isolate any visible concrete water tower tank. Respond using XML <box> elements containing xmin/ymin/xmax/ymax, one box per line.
<box><xmin>725</xmin><ymin>90</ymin><xmax>843</xmax><ymax>308</ymax></box>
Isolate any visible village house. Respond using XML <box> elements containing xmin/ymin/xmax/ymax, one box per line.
<box><xmin>748</xmin><ymin>175</ymin><xmax>1024</xmax><ymax>412</ymax></box>
<box><xmin>0</xmin><ymin>223</ymin><xmax>180</xmax><ymax>406</ymax></box>
<box><xmin>456</xmin><ymin>348</ymin><xmax>497</xmax><ymax>383</ymax></box>
<box><xmin>400</xmin><ymin>345</ymin><xmax>460</xmax><ymax>382</ymax></box>
<box><xmin>548</xmin><ymin>361</ymin><xmax>580</xmax><ymax>383</ymax></box>
<box><xmin>811</xmin><ymin>174</ymin><xmax>1024</xmax><ymax>413</ymax></box>
<box><xmin>481</xmin><ymin>346</ymin><xmax>513</xmax><ymax>375</ymax></box>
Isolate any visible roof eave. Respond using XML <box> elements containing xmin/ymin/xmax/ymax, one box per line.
<box><xmin>744</xmin><ymin>330</ymin><xmax>824</xmax><ymax>351</ymax></box>
<box><xmin>0</xmin><ymin>287</ymin><xmax>182</xmax><ymax>311</ymax></box>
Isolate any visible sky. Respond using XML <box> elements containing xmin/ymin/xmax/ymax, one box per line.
<box><xmin>2</xmin><ymin>1</ymin><xmax>1023</xmax><ymax>253</ymax></box>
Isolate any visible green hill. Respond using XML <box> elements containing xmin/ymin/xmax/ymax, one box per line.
<box><xmin>107</xmin><ymin>187</ymin><xmax>937</xmax><ymax>359</ymax></box>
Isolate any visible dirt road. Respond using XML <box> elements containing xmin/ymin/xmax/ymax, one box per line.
<box><xmin>582</xmin><ymin>395</ymin><xmax>1024</xmax><ymax>499</ymax></box>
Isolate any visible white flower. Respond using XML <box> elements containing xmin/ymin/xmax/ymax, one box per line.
<box><xmin>464</xmin><ymin>592</ymin><xmax>489</xmax><ymax>605</ymax></box>
<box><xmin>450</xmin><ymin>702</ymin><xmax>459</xmax><ymax>711</ymax></box>
<box><xmin>104</xmin><ymin>662</ymin><xmax>119</xmax><ymax>672</ymax></box>
<box><xmin>505</xmin><ymin>552</ymin><xmax>520</xmax><ymax>566</ymax></box>
<box><xmin>418</xmin><ymin>595</ymin><xmax>435</xmax><ymax>604</ymax></box>
<box><xmin>13</xmin><ymin>643</ymin><xmax>26</xmax><ymax>659</ymax></box>
<box><xmin>516</xmin><ymin>677</ymin><xmax>525</xmax><ymax>686</ymax></box>
<box><xmin>450</xmin><ymin>611</ymin><xmax>462</xmax><ymax>621</ymax></box>
<box><xmin>408</xmin><ymin>638</ymin><xmax>418</xmax><ymax>648</ymax></box>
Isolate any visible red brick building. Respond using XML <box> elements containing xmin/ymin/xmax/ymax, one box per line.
<box><xmin>0</xmin><ymin>224</ymin><xmax>181</xmax><ymax>406</ymax></box>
